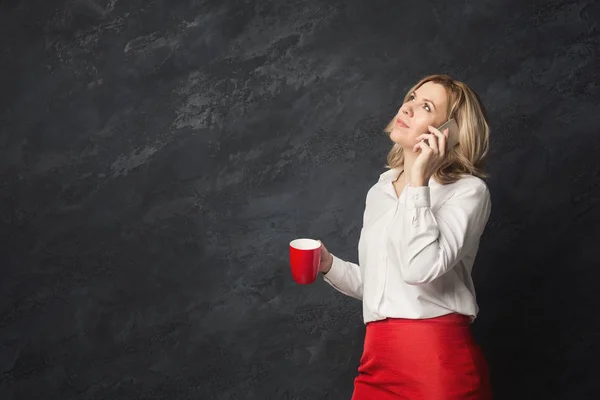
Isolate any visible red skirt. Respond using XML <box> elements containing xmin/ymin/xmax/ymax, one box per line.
<box><xmin>352</xmin><ymin>313</ymin><xmax>492</xmax><ymax>400</ymax></box>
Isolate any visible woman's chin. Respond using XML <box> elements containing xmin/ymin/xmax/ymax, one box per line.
<box><xmin>389</xmin><ymin>130</ymin><xmax>403</xmax><ymax>143</ymax></box>
<box><xmin>389</xmin><ymin>133</ymin><xmax>412</xmax><ymax>149</ymax></box>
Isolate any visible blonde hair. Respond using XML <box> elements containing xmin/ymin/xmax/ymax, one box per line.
<box><xmin>383</xmin><ymin>74</ymin><xmax>490</xmax><ymax>184</ymax></box>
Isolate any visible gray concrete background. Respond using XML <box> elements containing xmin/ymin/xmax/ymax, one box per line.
<box><xmin>1</xmin><ymin>0</ymin><xmax>599</xmax><ymax>399</ymax></box>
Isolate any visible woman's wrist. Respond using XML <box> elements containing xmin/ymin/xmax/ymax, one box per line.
<box><xmin>410</xmin><ymin>177</ymin><xmax>427</xmax><ymax>187</ymax></box>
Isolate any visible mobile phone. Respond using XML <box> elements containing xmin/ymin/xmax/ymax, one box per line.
<box><xmin>423</xmin><ymin>118</ymin><xmax>460</xmax><ymax>149</ymax></box>
<box><xmin>438</xmin><ymin>118</ymin><xmax>460</xmax><ymax>149</ymax></box>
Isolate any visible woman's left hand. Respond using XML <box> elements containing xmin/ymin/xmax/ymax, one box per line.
<box><xmin>410</xmin><ymin>125</ymin><xmax>450</xmax><ymax>186</ymax></box>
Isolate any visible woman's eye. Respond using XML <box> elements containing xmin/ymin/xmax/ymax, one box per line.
<box><xmin>406</xmin><ymin>94</ymin><xmax>430</xmax><ymax>112</ymax></box>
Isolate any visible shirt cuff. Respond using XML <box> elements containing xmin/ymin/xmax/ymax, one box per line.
<box><xmin>405</xmin><ymin>185</ymin><xmax>431</xmax><ymax>208</ymax></box>
<box><xmin>322</xmin><ymin>254</ymin><xmax>345</xmax><ymax>283</ymax></box>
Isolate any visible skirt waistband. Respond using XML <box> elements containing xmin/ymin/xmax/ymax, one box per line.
<box><xmin>366</xmin><ymin>313</ymin><xmax>470</xmax><ymax>327</ymax></box>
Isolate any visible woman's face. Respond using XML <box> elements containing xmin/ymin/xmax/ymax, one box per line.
<box><xmin>389</xmin><ymin>81</ymin><xmax>449</xmax><ymax>149</ymax></box>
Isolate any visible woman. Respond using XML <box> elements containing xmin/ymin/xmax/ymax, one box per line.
<box><xmin>319</xmin><ymin>74</ymin><xmax>493</xmax><ymax>399</ymax></box>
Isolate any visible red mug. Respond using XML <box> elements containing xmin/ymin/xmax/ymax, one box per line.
<box><xmin>289</xmin><ymin>238</ymin><xmax>322</xmax><ymax>284</ymax></box>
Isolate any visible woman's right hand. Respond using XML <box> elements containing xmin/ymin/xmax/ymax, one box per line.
<box><xmin>318</xmin><ymin>240</ymin><xmax>333</xmax><ymax>274</ymax></box>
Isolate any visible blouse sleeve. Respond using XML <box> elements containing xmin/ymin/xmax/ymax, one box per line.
<box><xmin>322</xmin><ymin>254</ymin><xmax>363</xmax><ymax>300</ymax></box>
<box><xmin>399</xmin><ymin>179</ymin><xmax>492</xmax><ymax>285</ymax></box>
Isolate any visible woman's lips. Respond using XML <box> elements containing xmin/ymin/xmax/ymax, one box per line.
<box><xmin>396</xmin><ymin>118</ymin><xmax>409</xmax><ymax>128</ymax></box>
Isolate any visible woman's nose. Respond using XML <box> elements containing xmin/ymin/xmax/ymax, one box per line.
<box><xmin>400</xmin><ymin>103</ymin><xmax>412</xmax><ymax>117</ymax></box>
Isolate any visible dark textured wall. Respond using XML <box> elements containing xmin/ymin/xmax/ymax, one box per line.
<box><xmin>1</xmin><ymin>0</ymin><xmax>599</xmax><ymax>399</ymax></box>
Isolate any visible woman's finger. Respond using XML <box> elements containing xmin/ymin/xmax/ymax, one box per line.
<box><xmin>427</xmin><ymin>125</ymin><xmax>442</xmax><ymax>136</ymax></box>
<box><xmin>415</xmin><ymin>133</ymin><xmax>434</xmax><ymax>142</ymax></box>
<box><xmin>318</xmin><ymin>240</ymin><xmax>327</xmax><ymax>251</ymax></box>
<box><xmin>427</xmin><ymin>126</ymin><xmax>449</xmax><ymax>154</ymax></box>
<box><xmin>413</xmin><ymin>140</ymin><xmax>432</xmax><ymax>153</ymax></box>
<box><xmin>428</xmin><ymin>125</ymin><xmax>446</xmax><ymax>140</ymax></box>
<box><xmin>437</xmin><ymin>128</ymin><xmax>448</xmax><ymax>154</ymax></box>
<box><xmin>425</xmin><ymin>132</ymin><xmax>439</xmax><ymax>154</ymax></box>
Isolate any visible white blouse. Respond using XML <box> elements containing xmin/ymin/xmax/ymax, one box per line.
<box><xmin>323</xmin><ymin>168</ymin><xmax>492</xmax><ymax>324</ymax></box>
